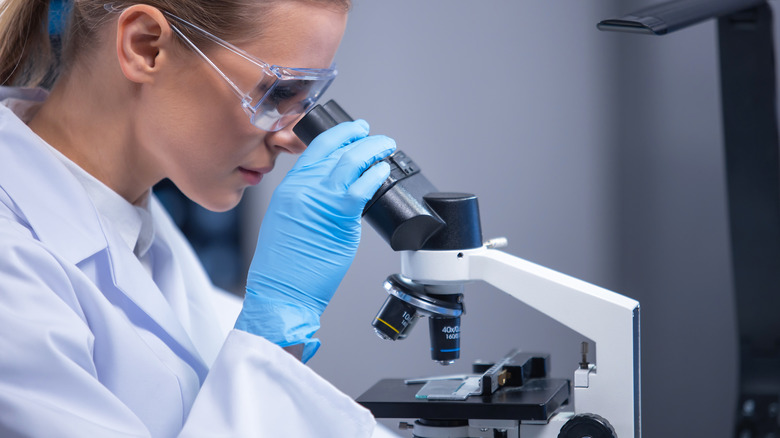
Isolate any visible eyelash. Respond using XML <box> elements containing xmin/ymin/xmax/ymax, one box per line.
<box><xmin>269</xmin><ymin>86</ymin><xmax>297</xmax><ymax>102</ymax></box>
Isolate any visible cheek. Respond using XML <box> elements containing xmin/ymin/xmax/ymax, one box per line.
<box><xmin>154</xmin><ymin>59</ymin><xmax>246</xmax><ymax>135</ymax></box>
<box><xmin>160</xmin><ymin>132</ymin><xmax>249</xmax><ymax>211</ymax></box>
<box><xmin>145</xmin><ymin>75</ymin><xmax>257</xmax><ymax>166</ymax></box>
<box><xmin>139</xmin><ymin>58</ymin><xmax>265</xmax><ymax>211</ymax></box>
<box><xmin>165</xmin><ymin>119</ymin><xmax>255</xmax><ymax>176</ymax></box>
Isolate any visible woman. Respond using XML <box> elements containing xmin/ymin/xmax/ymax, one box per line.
<box><xmin>0</xmin><ymin>0</ymin><xmax>395</xmax><ymax>436</ymax></box>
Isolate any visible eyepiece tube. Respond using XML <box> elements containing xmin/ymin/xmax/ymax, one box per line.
<box><xmin>293</xmin><ymin>100</ymin><xmax>445</xmax><ymax>251</ymax></box>
<box><xmin>292</xmin><ymin>101</ymin><xmax>353</xmax><ymax>144</ymax></box>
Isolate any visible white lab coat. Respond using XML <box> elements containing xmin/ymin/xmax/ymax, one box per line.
<box><xmin>0</xmin><ymin>88</ymin><xmax>376</xmax><ymax>437</ymax></box>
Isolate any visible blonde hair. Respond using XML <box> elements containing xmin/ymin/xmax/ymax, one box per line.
<box><xmin>0</xmin><ymin>0</ymin><xmax>350</xmax><ymax>88</ymax></box>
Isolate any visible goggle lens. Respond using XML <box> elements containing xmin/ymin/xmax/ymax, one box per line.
<box><xmin>245</xmin><ymin>68</ymin><xmax>335</xmax><ymax>132</ymax></box>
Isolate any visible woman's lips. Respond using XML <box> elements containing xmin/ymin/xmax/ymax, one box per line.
<box><xmin>238</xmin><ymin>167</ymin><xmax>266</xmax><ymax>185</ymax></box>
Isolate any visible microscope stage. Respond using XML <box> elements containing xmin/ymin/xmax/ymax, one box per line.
<box><xmin>356</xmin><ymin>377</ymin><xmax>570</xmax><ymax>421</ymax></box>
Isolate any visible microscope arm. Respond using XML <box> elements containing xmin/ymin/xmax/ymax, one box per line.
<box><xmin>401</xmin><ymin>246</ymin><xmax>641</xmax><ymax>438</ymax></box>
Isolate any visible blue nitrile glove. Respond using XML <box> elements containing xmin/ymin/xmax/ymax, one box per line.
<box><xmin>235</xmin><ymin>120</ymin><xmax>395</xmax><ymax>362</ymax></box>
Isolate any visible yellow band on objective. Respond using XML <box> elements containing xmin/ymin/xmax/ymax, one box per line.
<box><xmin>375</xmin><ymin>317</ymin><xmax>400</xmax><ymax>334</ymax></box>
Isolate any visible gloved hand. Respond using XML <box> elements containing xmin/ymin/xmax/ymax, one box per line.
<box><xmin>235</xmin><ymin>120</ymin><xmax>396</xmax><ymax>362</ymax></box>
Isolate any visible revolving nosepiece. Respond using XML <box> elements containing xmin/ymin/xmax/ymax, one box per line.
<box><xmin>372</xmin><ymin>274</ymin><xmax>464</xmax><ymax>364</ymax></box>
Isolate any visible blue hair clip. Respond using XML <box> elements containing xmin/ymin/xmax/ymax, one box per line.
<box><xmin>48</xmin><ymin>0</ymin><xmax>70</xmax><ymax>37</ymax></box>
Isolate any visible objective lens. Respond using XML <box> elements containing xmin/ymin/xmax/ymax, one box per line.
<box><xmin>372</xmin><ymin>295</ymin><xmax>420</xmax><ymax>341</ymax></box>
<box><xmin>429</xmin><ymin>316</ymin><xmax>460</xmax><ymax>364</ymax></box>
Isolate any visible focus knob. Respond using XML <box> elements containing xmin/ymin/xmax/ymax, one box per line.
<box><xmin>558</xmin><ymin>413</ymin><xmax>617</xmax><ymax>438</ymax></box>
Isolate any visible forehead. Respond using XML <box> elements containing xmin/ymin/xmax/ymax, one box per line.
<box><xmin>237</xmin><ymin>2</ymin><xmax>347</xmax><ymax>69</ymax></box>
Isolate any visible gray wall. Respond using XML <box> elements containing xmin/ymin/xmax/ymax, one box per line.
<box><xmin>612</xmin><ymin>2</ymin><xmax>738</xmax><ymax>435</ymax></box>
<box><xmin>243</xmin><ymin>0</ymin><xmax>776</xmax><ymax>436</ymax></box>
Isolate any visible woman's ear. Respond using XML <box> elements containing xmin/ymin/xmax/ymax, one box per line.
<box><xmin>115</xmin><ymin>4</ymin><xmax>173</xmax><ymax>83</ymax></box>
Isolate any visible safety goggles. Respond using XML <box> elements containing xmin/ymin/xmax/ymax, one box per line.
<box><xmin>105</xmin><ymin>4</ymin><xmax>337</xmax><ymax>132</ymax></box>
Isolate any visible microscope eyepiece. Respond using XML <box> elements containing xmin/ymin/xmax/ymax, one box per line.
<box><xmin>293</xmin><ymin>100</ymin><xmax>446</xmax><ymax>251</ymax></box>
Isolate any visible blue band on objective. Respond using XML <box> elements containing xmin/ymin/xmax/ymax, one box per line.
<box><xmin>430</xmin><ymin>348</ymin><xmax>460</xmax><ymax>352</ymax></box>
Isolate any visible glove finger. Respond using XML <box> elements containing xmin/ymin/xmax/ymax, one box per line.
<box><xmin>295</xmin><ymin>120</ymin><xmax>370</xmax><ymax>169</ymax></box>
<box><xmin>322</xmin><ymin>131</ymin><xmax>383</xmax><ymax>163</ymax></box>
<box><xmin>324</xmin><ymin>135</ymin><xmax>365</xmax><ymax>161</ymax></box>
<box><xmin>348</xmin><ymin>161</ymin><xmax>391</xmax><ymax>203</ymax></box>
<box><xmin>328</xmin><ymin>135</ymin><xmax>396</xmax><ymax>190</ymax></box>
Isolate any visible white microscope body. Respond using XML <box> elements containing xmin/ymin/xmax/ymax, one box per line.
<box><xmin>399</xmin><ymin>244</ymin><xmax>641</xmax><ymax>438</ymax></box>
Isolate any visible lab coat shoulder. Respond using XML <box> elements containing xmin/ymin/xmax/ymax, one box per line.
<box><xmin>0</xmin><ymin>213</ymin><xmax>90</xmax><ymax>331</ymax></box>
<box><xmin>0</xmin><ymin>214</ymin><xmax>93</xmax><ymax>355</ymax></box>
<box><xmin>0</xmin><ymin>214</ymin><xmax>152</xmax><ymax>437</ymax></box>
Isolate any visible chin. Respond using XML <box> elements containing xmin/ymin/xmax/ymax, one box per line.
<box><xmin>192</xmin><ymin>189</ymin><xmax>244</xmax><ymax>213</ymax></box>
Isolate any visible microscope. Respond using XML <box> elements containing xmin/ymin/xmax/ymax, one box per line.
<box><xmin>294</xmin><ymin>101</ymin><xmax>641</xmax><ymax>438</ymax></box>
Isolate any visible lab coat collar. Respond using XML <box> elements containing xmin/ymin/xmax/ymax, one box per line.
<box><xmin>101</xmin><ymin>208</ymin><xmax>208</xmax><ymax>380</ymax></box>
<box><xmin>0</xmin><ymin>96</ymin><xmax>207</xmax><ymax>375</ymax></box>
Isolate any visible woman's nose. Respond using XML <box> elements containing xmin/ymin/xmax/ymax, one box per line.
<box><xmin>266</xmin><ymin>126</ymin><xmax>307</xmax><ymax>155</ymax></box>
